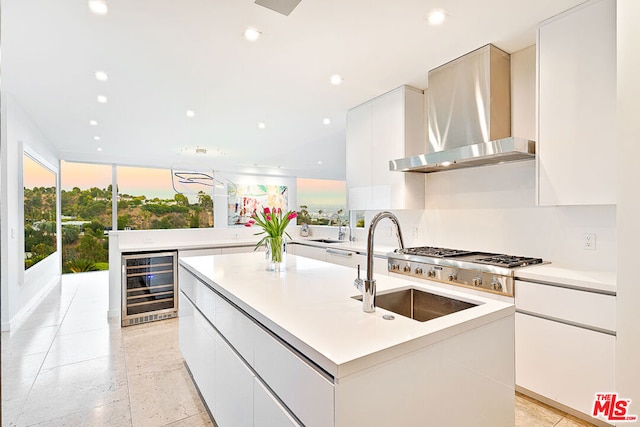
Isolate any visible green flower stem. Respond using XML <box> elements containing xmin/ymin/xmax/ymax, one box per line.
<box><xmin>267</xmin><ymin>236</ymin><xmax>284</xmax><ymax>263</ymax></box>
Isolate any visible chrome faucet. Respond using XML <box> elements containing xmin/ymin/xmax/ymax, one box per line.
<box><xmin>329</xmin><ymin>213</ymin><xmax>346</xmax><ymax>240</ymax></box>
<box><xmin>359</xmin><ymin>211</ymin><xmax>405</xmax><ymax>313</ymax></box>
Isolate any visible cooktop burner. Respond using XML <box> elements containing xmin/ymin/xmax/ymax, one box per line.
<box><xmin>473</xmin><ymin>255</ymin><xmax>544</xmax><ymax>268</ymax></box>
<box><xmin>397</xmin><ymin>246</ymin><xmax>474</xmax><ymax>258</ymax></box>
<box><xmin>394</xmin><ymin>246</ymin><xmax>543</xmax><ymax>268</ymax></box>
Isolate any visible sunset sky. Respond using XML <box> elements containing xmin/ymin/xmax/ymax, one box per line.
<box><xmin>23</xmin><ymin>155</ymin><xmax>56</xmax><ymax>188</ymax></box>
<box><xmin>296</xmin><ymin>178</ymin><xmax>346</xmax><ymax>209</ymax></box>
<box><xmin>57</xmin><ymin>162</ymin><xmax>346</xmax><ymax>205</ymax></box>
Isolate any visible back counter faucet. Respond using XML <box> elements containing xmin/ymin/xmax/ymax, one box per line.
<box><xmin>359</xmin><ymin>211</ymin><xmax>405</xmax><ymax>313</ymax></box>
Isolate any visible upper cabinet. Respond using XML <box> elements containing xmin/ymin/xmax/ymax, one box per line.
<box><xmin>346</xmin><ymin>85</ymin><xmax>426</xmax><ymax>210</ymax></box>
<box><xmin>537</xmin><ymin>0</ymin><xmax>616</xmax><ymax>206</ymax></box>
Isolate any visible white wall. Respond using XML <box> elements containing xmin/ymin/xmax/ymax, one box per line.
<box><xmin>1</xmin><ymin>93</ymin><xmax>62</xmax><ymax>331</ymax></box>
<box><xmin>616</xmin><ymin>0</ymin><xmax>640</xmax><ymax>409</ymax></box>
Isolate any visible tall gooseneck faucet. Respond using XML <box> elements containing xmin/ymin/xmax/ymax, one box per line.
<box><xmin>361</xmin><ymin>211</ymin><xmax>405</xmax><ymax>313</ymax></box>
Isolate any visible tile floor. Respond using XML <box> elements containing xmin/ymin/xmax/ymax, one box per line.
<box><xmin>1</xmin><ymin>271</ymin><xmax>597</xmax><ymax>426</ymax></box>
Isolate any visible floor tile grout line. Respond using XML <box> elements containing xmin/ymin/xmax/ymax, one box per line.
<box><xmin>12</xmin><ymin>275</ymin><xmax>87</xmax><ymax>426</ymax></box>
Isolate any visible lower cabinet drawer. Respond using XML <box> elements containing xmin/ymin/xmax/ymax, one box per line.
<box><xmin>515</xmin><ymin>312</ymin><xmax>615</xmax><ymax>415</ymax></box>
<box><xmin>254</xmin><ymin>378</ymin><xmax>301</xmax><ymax>427</ymax></box>
<box><xmin>253</xmin><ymin>328</ymin><xmax>335</xmax><ymax>427</ymax></box>
<box><xmin>515</xmin><ymin>279</ymin><xmax>615</xmax><ymax>332</ymax></box>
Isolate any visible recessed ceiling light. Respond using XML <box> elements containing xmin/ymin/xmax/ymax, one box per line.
<box><xmin>94</xmin><ymin>136</ymin><xmax>101</xmax><ymax>141</ymax></box>
<box><xmin>330</xmin><ymin>74</ymin><xmax>343</xmax><ymax>85</ymax></box>
<box><xmin>186</xmin><ymin>110</ymin><xmax>195</xmax><ymax>117</ymax></box>
<box><xmin>427</xmin><ymin>9</ymin><xmax>447</xmax><ymax>25</ymax></box>
<box><xmin>88</xmin><ymin>0</ymin><xmax>108</xmax><ymax>15</ymax></box>
<box><xmin>97</xmin><ymin>147</ymin><xmax>103</xmax><ymax>151</ymax></box>
<box><xmin>97</xmin><ymin>95</ymin><xmax>108</xmax><ymax>103</ymax></box>
<box><xmin>323</xmin><ymin>118</ymin><xmax>331</xmax><ymax>125</ymax></box>
<box><xmin>95</xmin><ymin>71</ymin><xmax>108</xmax><ymax>81</ymax></box>
<box><xmin>257</xmin><ymin>122</ymin><xmax>266</xmax><ymax>129</ymax></box>
<box><xmin>317</xmin><ymin>161</ymin><xmax>323</xmax><ymax>165</ymax></box>
<box><xmin>243</xmin><ymin>27</ymin><xmax>262</xmax><ymax>42</ymax></box>
<box><xmin>89</xmin><ymin>120</ymin><xmax>98</xmax><ymax>126</ymax></box>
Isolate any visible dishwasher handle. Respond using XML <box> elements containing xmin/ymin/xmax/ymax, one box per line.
<box><xmin>325</xmin><ymin>248</ymin><xmax>353</xmax><ymax>257</ymax></box>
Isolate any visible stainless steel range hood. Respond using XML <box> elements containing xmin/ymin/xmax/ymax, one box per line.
<box><xmin>390</xmin><ymin>44</ymin><xmax>535</xmax><ymax>174</ymax></box>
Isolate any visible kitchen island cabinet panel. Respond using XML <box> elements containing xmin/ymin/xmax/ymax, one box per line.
<box><xmin>178</xmin><ymin>294</ymin><xmax>217</xmax><ymax>413</ymax></box>
<box><xmin>253</xmin><ymin>379</ymin><xmax>301</xmax><ymax>427</ymax></box>
<box><xmin>179</xmin><ymin>253</ymin><xmax>515</xmax><ymax>426</ymax></box>
<box><xmin>253</xmin><ymin>324</ymin><xmax>334</xmax><ymax>427</ymax></box>
<box><xmin>537</xmin><ymin>0</ymin><xmax>616</xmax><ymax>206</ymax></box>
<box><xmin>214</xmin><ymin>331</ymin><xmax>254</xmax><ymax>427</ymax></box>
<box><xmin>215</xmin><ymin>288</ymin><xmax>259</xmax><ymax>365</ymax></box>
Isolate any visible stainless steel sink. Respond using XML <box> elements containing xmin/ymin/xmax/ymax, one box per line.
<box><xmin>353</xmin><ymin>288</ymin><xmax>477</xmax><ymax>322</ymax></box>
<box><xmin>308</xmin><ymin>238</ymin><xmax>343</xmax><ymax>244</ymax></box>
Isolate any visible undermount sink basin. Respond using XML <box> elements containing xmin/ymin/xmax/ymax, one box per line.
<box><xmin>308</xmin><ymin>238</ymin><xmax>343</xmax><ymax>244</ymax></box>
<box><xmin>353</xmin><ymin>288</ymin><xmax>477</xmax><ymax>322</ymax></box>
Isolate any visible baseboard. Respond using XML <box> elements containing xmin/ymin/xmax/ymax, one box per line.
<box><xmin>4</xmin><ymin>273</ymin><xmax>60</xmax><ymax>332</ymax></box>
<box><xmin>516</xmin><ymin>385</ymin><xmax>613</xmax><ymax>427</ymax></box>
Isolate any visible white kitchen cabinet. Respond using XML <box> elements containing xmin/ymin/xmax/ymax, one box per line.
<box><xmin>179</xmin><ymin>266</ymin><xmax>330</xmax><ymax>426</ymax></box>
<box><xmin>214</xmin><ymin>332</ymin><xmax>254</xmax><ymax>427</ymax></box>
<box><xmin>324</xmin><ymin>247</ymin><xmax>356</xmax><ymax>267</ymax></box>
<box><xmin>178</xmin><ymin>294</ymin><xmax>217</xmax><ymax>412</ymax></box>
<box><xmin>537</xmin><ymin>0</ymin><xmax>616</xmax><ymax>205</ymax></box>
<box><xmin>179</xmin><ymin>248</ymin><xmax>222</xmax><ymax>257</ymax></box>
<box><xmin>515</xmin><ymin>278</ymin><xmax>616</xmax><ymax>419</ymax></box>
<box><xmin>346</xmin><ymin>85</ymin><xmax>425</xmax><ymax>210</ymax></box>
<box><xmin>290</xmin><ymin>244</ymin><xmax>326</xmax><ymax>261</ymax></box>
<box><xmin>253</xmin><ymin>379</ymin><xmax>301</xmax><ymax>427</ymax></box>
<box><xmin>516</xmin><ymin>313</ymin><xmax>615</xmax><ymax>415</ymax></box>
<box><xmin>221</xmin><ymin>245</ymin><xmax>257</xmax><ymax>254</ymax></box>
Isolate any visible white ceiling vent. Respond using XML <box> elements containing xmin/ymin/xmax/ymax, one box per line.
<box><xmin>255</xmin><ymin>0</ymin><xmax>302</xmax><ymax>16</ymax></box>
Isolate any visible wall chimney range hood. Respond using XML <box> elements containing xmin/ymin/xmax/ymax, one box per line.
<box><xmin>390</xmin><ymin>44</ymin><xmax>535</xmax><ymax>174</ymax></box>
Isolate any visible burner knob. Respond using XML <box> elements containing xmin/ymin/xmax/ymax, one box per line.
<box><xmin>472</xmin><ymin>276</ymin><xmax>483</xmax><ymax>287</ymax></box>
<box><xmin>403</xmin><ymin>265</ymin><xmax>411</xmax><ymax>273</ymax></box>
<box><xmin>415</xmin><ymin>267</ymin><xmax>423</xmax><ymax>275</ymax></box>
<box><xmin>491</xmin><ymin>278</ymin><xmax>503</xmax><ymax>291</ymax></box>
<box><xmin>427</xmin><ymin>269</ymin><xmax>436</xmax><ymax>278</ymax></box>
<box><xmin>390</xmin><ymin>264</ymin><xmax>400</xmax><ymax>271</ymax></box>
<box><xmin>448</xmin><ymin>272</ymin><xmax>457</xmax><ymax>281</ymax></box>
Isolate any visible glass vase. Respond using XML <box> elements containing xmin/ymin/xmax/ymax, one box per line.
<box><xmin>265</xmin><ymin>236</ymin><xmax>287</xmax><ymax>272</ymax></box>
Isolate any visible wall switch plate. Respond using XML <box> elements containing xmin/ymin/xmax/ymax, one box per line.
<box><xmin>583</xmin><ymin>233</ymin><xmax>596</xmax><ymax>250</ymax></box>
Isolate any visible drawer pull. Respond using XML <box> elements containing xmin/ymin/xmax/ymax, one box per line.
<box><xmin>326</xmin><ymin>249</ymin><xmax>353</xmax><ymax>257</ymax></box>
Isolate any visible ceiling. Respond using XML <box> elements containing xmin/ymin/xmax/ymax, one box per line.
<box><xmin>2</xmin><ymin>0</ymin><xmax>586</xmax><ymax>180</ymax></box>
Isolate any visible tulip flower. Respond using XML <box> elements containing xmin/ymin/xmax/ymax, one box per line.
<box><xmin>250</xmin><ymin>206</ymin><xmax>298</xmax><ymax>251</ymax></box>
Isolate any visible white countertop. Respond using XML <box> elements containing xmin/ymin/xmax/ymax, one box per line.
<box><xmin>117</xmin><ymin>238</ymin><xmax>260</xmax><ymax>252</ymax></box>
<box><xmin>180</xmin><ymin>253</ymin><xmax>514</xmax><ymax>378</ymax></box>
<box><xmin>291</xmin><ymin>238</ymin><xmax>396</xmax><ymax>257</ymax></box>
<box><xmin>515</xmin><ymin>264</ymin><xmax>616</xmax><ymax>294</ymax></box>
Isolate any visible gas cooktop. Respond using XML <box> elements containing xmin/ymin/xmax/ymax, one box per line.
<box><xmin>388</xmin><ymin>246</ymin><xmax>545</xmax><ymax>297</ymax></box>
<box><xmin>394</xmin><ymin>246</ymin><xmax>543</xmax><ymax>268</ymax></box>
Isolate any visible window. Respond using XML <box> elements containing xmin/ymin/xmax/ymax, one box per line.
<box><xmin>116</xmin><ymin>166</ymin><xmax>214</xmax><ymax>230</ymax></box>
<box><xmin>60</xmin><ymin>161</ymin><xmax>112</xmax><ymax>272</ymax></box>
<box><xmin>23</xmin><ymin>154</ymin><xmax>57</xmax><ymax>269</ymax></box>
<box><xmin>296</xmin><ymin>178</ymin><xmax>347</xmax><ymax>226</ymax></box>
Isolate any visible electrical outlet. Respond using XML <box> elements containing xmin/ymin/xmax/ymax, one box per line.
<box><xmin>583</xmin><ymin>233</ymin><xmax>596</xmax><ymax>250</ymax></box>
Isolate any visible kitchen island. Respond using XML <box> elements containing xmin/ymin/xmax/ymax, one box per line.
<box><xmin>179</xmin><ymin>253</ymin><xmax>515</xmax><ymax>427</ymax></box>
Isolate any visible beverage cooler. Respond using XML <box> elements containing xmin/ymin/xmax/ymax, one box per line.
<box><xmin>121</xmin><ymin>251</ymin><xmax>178</xmax><ymax>326</ymax></box>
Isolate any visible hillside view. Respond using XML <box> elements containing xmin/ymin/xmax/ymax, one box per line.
<box><xmin>58</xmin><ymin>187</ymin><xmax>213</xmax><ymax>272</ymax></box>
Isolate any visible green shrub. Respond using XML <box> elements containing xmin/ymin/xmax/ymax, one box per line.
<box><xmin>67</xmin><ymin>259</ymin><xmax>98</xmax><ymax>273</ymax></box>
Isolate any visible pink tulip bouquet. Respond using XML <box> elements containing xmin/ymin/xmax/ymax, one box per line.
<box><xmin>246</xmin><ymin>207</ymin><xmax>297</xmax><ymax>265</ymax></box>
